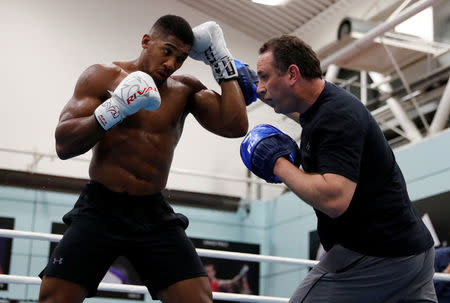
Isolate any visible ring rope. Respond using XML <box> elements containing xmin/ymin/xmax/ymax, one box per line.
<box><xmin>0</xmin><ymin>229</ymin><xmax>318</xmax><ymax>267</ymax></box>
<box><xmin>0</xmin><ymin>229</ymin><xmax>449</xmax><ymax>282</ymax></box>
<box><xmin>0</xmin><ymin>274</ymin><xmax>288</xmax><ymax>303</ymax></box>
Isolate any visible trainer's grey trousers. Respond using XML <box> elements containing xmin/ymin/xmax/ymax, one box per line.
<box><xmin>289</xmin><ymin>245</ymin><xmax>437</xmax><ymax>303</ymax></box>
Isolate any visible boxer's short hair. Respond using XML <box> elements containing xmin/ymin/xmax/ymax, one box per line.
<box><xmin>151</xmin><ymin>15</ymin><xmax>194</xmax><ymax>46</ymax></box>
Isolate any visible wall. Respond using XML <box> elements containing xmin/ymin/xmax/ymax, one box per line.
<box><xmin>1</xmin><ymin>0</ymin><xmax>418</xmax><ymax>202</ymax></box>
<box><xmin>396</xmin><ymin>128</ymin><xmax>450</xmax><ymax>201</ymax></box>
<box><xmin>0</xmin><ymin>0</ymin><xmax>277</xmax><ymax>200</ymax></box>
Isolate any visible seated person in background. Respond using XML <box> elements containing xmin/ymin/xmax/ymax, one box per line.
<box><xmin>204</xmin><ymin>263</ymin><xmax>249</xmax><ymax>293</ymax></box>
<box><xmin>435</xmin><ymin>246</ymin><xmax>450</xmax><ymax>303</ymax></box>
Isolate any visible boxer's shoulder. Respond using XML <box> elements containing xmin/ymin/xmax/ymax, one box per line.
<box><xmin>170</xmin><ymin>74</ymin><xmax>206</xmax><ymax>94</ymax></box>
<box><xmin>76</xmin><ymin>63</ymin><xmax>123</xmax><ymax>95</ymax></box>
<box><xmin>81</xmin><ymin>63</ymin><xmax>122</xmax><ymax>79</ymax></box>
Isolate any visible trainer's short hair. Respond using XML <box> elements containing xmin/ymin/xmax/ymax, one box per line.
<box><xmin>259</xmin><ymin>35</ymin><xmax>322</xmax><ymax>80</ymax></box>
<box><xmin>151</xmin><ymin>15</ymin><xmax>194</xmax><ymax>46</ymax></box>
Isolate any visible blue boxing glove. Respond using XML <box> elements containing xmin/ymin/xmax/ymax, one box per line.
<box><xmin>234</xmin><ymin>59</ymin><xmax>258</xmax><ymax>105</ymax></box>
<box><xmin>240</xmin><ymin>124</ymin><xmax>301</xmax><ymax>183</ymax></box>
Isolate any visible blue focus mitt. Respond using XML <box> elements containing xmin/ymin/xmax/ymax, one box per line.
<box><xmin>240</xmin><ymin>124</ymin><xmax>301</xmax><ymax>183</ymax></box>
<box><xmin>234</xmin><ymin>59</ymin><xmax>258</xmax><ymax>105</ymax></box>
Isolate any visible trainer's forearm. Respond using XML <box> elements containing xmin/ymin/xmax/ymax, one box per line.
<box><xmin>274</xmin><ymin>158</ymin><xmax>344</xmax><ymax>218</ymax></box>
<box><xmin>55</xmin><ymin>115</ymin><xmax>105</xmax><ymax>159</ymax></box>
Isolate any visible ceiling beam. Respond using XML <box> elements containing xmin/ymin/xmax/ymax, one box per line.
<box><xmin>320</xmin><ymin>0</ymin><xmax>444</xmax><ymax>70</ymax></box>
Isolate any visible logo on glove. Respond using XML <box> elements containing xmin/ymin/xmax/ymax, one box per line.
<box><xmin>204</xmin><ymin>46</ymin><xmax>217</xmax><ymax>65</ymax></box>
<box><xmin>242</xmin><ymin>132</ymin><xmax>258</xmax><ymax>155</ymax></box>
<box><xmin>126</xmin><ymin>86</ymin><xmax>158</xmax><ymax>104</ymax></box>
<box><xmin>240</xmin><ymin>124</ymin><xmax>301</xmax><ymax>183</ymax></box>
<box><xmin>223</xmin><ymin>57</ymin><xmax>236</xmax><ymax>77</ymax></box>
<box><xmin>97</xmin><ymin>114</ymin><xmax>107</xmax><ymax>126</ymax></box>
<box><xmin>103</xmin><ymin>100</ymin><xmax>120</xmax><ymax>119</ymax></box>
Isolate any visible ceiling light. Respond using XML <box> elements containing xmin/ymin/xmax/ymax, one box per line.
<box><xmin>251</xmin><ymin>0</ymin><xmax>292</xmax><ymax>6</ymax></box>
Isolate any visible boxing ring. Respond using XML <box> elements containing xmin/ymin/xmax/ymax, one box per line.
<box><xmin>0</xmin><ymin>229</ymin><xmax>449</xmax><ymax>303</ymax></box>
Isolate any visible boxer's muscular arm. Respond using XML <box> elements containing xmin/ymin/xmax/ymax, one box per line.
<box><xmin>274</xmin><ymin>158</ymin><xmax>356</xmax><ymax>218</ymax></box>
<box><xmin>187</xmin><ymin>21</ymin><xmax>248</xmax><ymax>137</ymax></box>
<box><xmin>193</xmin><ymin>80</ymin><xmax>248</xmax><ymax>137</ymax></box>
<box><xmin>55</xmin><ymin>64</ymin><xmax>118</xmax><ymax>159</ymax></box>
<box><xmin>184</xmin><ymin>76</ymin><xmax>248</xmax><ymax>138</ymax></box>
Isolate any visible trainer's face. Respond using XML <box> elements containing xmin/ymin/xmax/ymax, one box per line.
<box><xmin>142</xmin><ymin>34</ymin><xmax>191</xmax><ymax>84</ymax></box>
<box><xmin>256</xmin><ymin>51</ymin><xmax>294</xmax><ymax>114</ymax></box>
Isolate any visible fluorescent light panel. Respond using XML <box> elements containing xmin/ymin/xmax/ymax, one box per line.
<box><xmin>251</xmin><ymin>0</ymin><xmax>291</xmax><ymax>6</ymax></box>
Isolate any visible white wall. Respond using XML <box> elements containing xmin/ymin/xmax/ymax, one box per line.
<box><xmin>1</xmin><ymin>0</ymin><xmax>421</xmax><ymax>201</ymax></box>
<box><xmin>1</xmin><ymin>0</ymin><xmax>288</xmax><ymax>198</ymax></box>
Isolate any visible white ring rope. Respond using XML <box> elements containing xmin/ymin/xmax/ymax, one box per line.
<box><xmin>0</xmin><ymin>274</ymin><xmax>288</xmax><ymax>303</ymax></box>
<box><xmin>0</xmin><ymin>227</ymin><xmax>449</xmax><ymax>303</ymax></box>
<box><xmin>0</xmin><ymin>229</ymin><xmax>318</xmax><ymax>267</ymax></box>
<box><xmin>1</xmin><ymin>229</ymin><xmax>449</xmax><ymax>282</ymax></box>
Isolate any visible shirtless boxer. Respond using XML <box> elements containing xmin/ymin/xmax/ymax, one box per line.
<box><xmin>38</xmin><ymin>15</ymin><xmax>251</xmax><ymax>303</ymax></box>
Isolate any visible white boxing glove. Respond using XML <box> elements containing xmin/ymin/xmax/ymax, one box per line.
<box><xmin>94</xmin><ymin>71</ymin><xmax>161</xmax><ymax>130</ymax></box>
<box><xmin>189</xmin><ymin>21</ymin><xmax>238</xmax><ymax>83</ymax></box>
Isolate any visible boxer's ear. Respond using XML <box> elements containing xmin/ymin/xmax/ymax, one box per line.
<box><xmin>142</xmin><ymin>34</ymin><xmax>151</xmax><ymax>48</ymax></box>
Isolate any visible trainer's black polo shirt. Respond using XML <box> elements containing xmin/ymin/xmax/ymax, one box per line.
<box><xmin>299</xmin><ymin>81</ymin><xmax>433</xmax><ymax>257</ymax></box>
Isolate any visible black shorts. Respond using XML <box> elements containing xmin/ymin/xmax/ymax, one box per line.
<box><xmin>39</xmin><ymin>182</ymin><xmax>207</xmax><ymax>299</ymax></box>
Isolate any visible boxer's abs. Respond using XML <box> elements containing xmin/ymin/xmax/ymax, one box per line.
<box><xmin>89</xmin><ymin>125</ymin><xmax>181</xmax><ymax>195</ymax></box>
